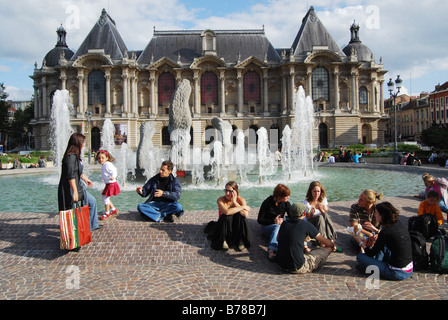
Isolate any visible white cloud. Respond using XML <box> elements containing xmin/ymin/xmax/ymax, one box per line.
<box><xmin>0</xmin><ymin>65</ymin><xmax>11</xmax><ymax>72</ymax></box>
<box><xmin>5</xmin><ymin>86</ymin><xmax>33</xmax><ymax>101</ymax></box>
<box><xmin>0</xmin><ymin>0</ymin><xmax>447</xmax><ymax>96</ymax></box>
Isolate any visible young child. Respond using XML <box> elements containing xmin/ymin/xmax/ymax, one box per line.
<box><xmin>96</xmin><ymin>150</ymin><xmax>120</xmax><ymax>220</ymax></box>
<box><xmin>418</xmin><ymin>190</ymin><xmax>444</xmax><ymax>226</ymax></box>
<box><xmin>347</xmin><ymin>220</ymin><xmax>368</xmax><ymax>253</ymax></box>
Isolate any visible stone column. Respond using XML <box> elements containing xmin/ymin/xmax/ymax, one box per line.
<box><xmin>379</xmin><ymin>80</ymin><xmax>384</xmax><ymax>114</ymax></box>
<box><xmin>333</xmin><ymin>66</ymin><xmax>340</xmax><ymax>112</ymax></box>
<box><xmin>60</xmin><ymin>69</ymin><xmax>67</xmax><ymax>90</ymax></box>
<box><xmin>306</xmin><ymin>66</ymin><xmax>313</xmax><ymax>97</ymax></box>
<box><xmin>237</xmin><ymin>69</ymin><xmax>243</xmax><ymax>116</ymax></box>
<box><xmin>149</xmin><ymin>70</ymin><xmax>156</xmax><ymax>116</ymax></box>
<box><xmin>281</xmin><ymin>72</ymin><xmax>287</xmax><ymax>114</ymax></box>
<box><xmin>122</xmin><ymin>69</ymin><xmax>128</xmax><ymax>115</ymax></box>
<box><xmin>193</xmin><ymin>70</ymin><xmax>201</xmax><ymax>115</ymax></box>
<box><xmin>34</xmin><ymin>86</ymin><xmax>39</xmax><ymax>119</ymax></box>
<box><xmin>262</xmin><ymin>68</ymin><xmax>269</xmax><ymax>116</ymax></box>
<box><xmin>105</xmin><ymin>68</ymin><xmax>111</xmax><ymax>116</ymax></box>
<box><xmin>41</xmin><ymin>77</ymin><xmax>47</xmax><ymax>117</ymax></box>
<box><xmin>370</xmin><ymin>76</ymin><xmax>376</xmax><ymax>112</ymax></box>
<box><xmin>77</xmin><ymin>70</ymin><xmax>84</xmax><ymax>115</ymax></box>
<box><xmin>289</xmin><ymin>65</ymin><xmax>295</xmax><ymax>113</ymax></box>
<box><xmin>219</xmin><ymin>69</ymin><xmax>226</xmax><ymax>116</ymax></box>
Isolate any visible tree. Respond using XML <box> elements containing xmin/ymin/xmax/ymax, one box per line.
<box><xmin>0</xmin><ymin>83</ymin><xmax>11</xmax><ymax>146</ymax></box>
<box><xmin>421</xmin><ymin>124</ymin><xmax>448</xmax><ymax>151</ymax></box>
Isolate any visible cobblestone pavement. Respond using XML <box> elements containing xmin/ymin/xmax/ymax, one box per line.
<box><xmin>0</xmin><ymin>163</ymin><xmax>447</xmax><ymax>302</ymax></box>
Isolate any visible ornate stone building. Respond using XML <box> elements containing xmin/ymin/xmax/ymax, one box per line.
<box><xmin>30</xmin><ymin>7</ymin><xmax>388</xmax><ymax>152</ymax></box>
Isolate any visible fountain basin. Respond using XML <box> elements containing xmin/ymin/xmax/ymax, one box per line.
<box><xmin>0</xmin><ymin>165</ymin><xmax>423</xmax><ymax>213</ymax></box>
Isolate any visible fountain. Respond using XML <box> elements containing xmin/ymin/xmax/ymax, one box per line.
<box><xmin>47</xmin><ymin>84</ymin><xmax>319</xmax><ymax>197</ymax></box>
<box><xmin>257</xmin><ymin>127</ymin><xmax>277</xmax><ymax>184</ymax></box>
<box><xmin>50</xmin><ymin>89</ymin><xmax>74</xmax><ymax>170</ymax></box>
<box><xmin>14</xmin><ymin>86</ymin><xmax>426</xmax><ymax>214</ymax></box>
<box><xmin>169</xmin><ymin>79</ymin><xmax>192</xmax><ymax>172</ymax></box>
<box><xmin>136</xmin><ymin>121</ymin><xmax>159</xmax><ymax>181</ymax></box>
<box><xmin>281</xmin><ymin>86</ymin><xmax>315</xmax><ymax>178</ymax></box>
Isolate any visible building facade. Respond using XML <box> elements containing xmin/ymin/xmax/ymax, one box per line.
<box><xmin>30</xmin><ymin>7</ymin><xmax>388</xmax><ymax>152</ymax></box>
<box><xmin>430</xmin><ymin>82</ymin><xmax>448</xmax><ymax>126</ymax></box>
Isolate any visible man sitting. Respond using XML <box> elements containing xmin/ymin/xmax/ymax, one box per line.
<box><xmin>276</xmin><ymin>202</ymin><xmax>335</xmax><ymax>274</ymax></box>
<box><xmin>136</xmin><ymin>160</ymin><xmax>184</xmax><ymax>222</ymax></box>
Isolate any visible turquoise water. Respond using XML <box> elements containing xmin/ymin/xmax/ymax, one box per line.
<box><xmin>0</xmin><ymin>167</ymin><xmax>423</xmax><ymax>213</ymax></box>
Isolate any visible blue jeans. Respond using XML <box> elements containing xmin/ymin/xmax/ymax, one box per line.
<box><xmin>439</xmin><ymin>199</ymin><xmax>448</xmax><ymax>213</ymax></box>
<box><xmin>261</xmin><ymin>224</ymin><xmax>281</xmax><ymax>251</ymax></box>
<box><xmin>83</xmin><ymin>190</ymin><xmax>98</xmax><ymax>232</ymax></box>
<box><xmin>137</xmin><ymin>201</ymin><xmax>184</xmax><ymax>222</ymax></box>
<box><xmin>356</xmin><ymin>247</ymin><xmax>413</xmax><ymax>281</ymax></box>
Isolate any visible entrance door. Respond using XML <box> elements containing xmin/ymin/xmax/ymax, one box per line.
<box><xmin>318</xmin><ymin>123</ymin><xmax>328</xmax><ymax>149</ymax></box>
<box><xmin>91</xmin><ymin>127</ymin><xmax>101</xmax><ymax>151</ymax></box>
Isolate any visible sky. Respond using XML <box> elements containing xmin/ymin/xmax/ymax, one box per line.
<box><xmin>0</xmin><ymin>0</ymin><xmax>447</xmax><ymax>101</ymax></box>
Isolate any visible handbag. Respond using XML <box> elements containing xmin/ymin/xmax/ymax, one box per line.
<box><xmin>59</xmin><ymin>202</ymin><xmax>92</xmax><ymax>250</ymax></box>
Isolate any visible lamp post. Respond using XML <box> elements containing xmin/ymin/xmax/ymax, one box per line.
<box><xmin>314</xmin><ymin>107</ymin><xmax>322</xmax><ymax>152</ymax></box>
<box><xmin>84</xmin><ymin>110</ymin><xmax>92</xmax><ymax>164</ymax></box>
<box><xmin>387</xmin><ymin>75</ymin><xmax>402</xmax><ymax>164</ymax></box>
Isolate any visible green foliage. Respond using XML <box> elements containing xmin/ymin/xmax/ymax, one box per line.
<box><xmin>421</xmin><ymin>124</ymin><xmax>448</xmax><ymax>151</ymax></box>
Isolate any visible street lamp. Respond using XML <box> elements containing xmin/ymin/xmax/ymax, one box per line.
<box><xmin>84</xmin><ymin>110</ymin><xmax>92</xmax><ymax>164</ymax></box>
<box><xmin>387</xmin><ymin>75</ymin><xmax>402</xmax><ymax>164</ymax></box>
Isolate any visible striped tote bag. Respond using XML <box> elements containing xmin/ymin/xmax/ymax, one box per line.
<box><xmin>59</xmin><ymin>203</ymin><xmax>92</xmax><ymax>250</ymax></box>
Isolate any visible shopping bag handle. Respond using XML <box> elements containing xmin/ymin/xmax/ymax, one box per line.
<box><xmin>72</xmin><ymin>201</ymin><xmax>83</xmax><ymax>209</ymax></box>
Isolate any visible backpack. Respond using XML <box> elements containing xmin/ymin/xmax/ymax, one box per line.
<box><xmin>408</xmin><ymin>213</ymin><xmax>438</xmax><ymax>240</ymax></box>
<box><xmin>409</xmin><ymin>230</ymin><xmax>429</xmax><ymax>271</ymax></box>
<box><xmin>430</xmin><ymin>230</ymin><xmax>448</xmax><ymax>273</ymax></box>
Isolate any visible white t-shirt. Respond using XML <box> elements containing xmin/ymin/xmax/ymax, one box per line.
<box><xmin>101</xmin><ymin>161</ymin><xmax>117</xmax><ymax>184</ymax></box>
<box><xmin>303</xmin><ymin>197</ymin><xmax>328</xmax><ymax>217</ymax></box>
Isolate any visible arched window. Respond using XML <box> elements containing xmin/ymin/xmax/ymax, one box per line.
<box><xmin>359</xmin><ymin>86</ymin><xmax>368</xmax><ymax>104</ymax></box>
<box><xmin>312</xmin><ymin>67</ymin><xmax>329</xmax><ymax>101</ymax></box>
<box><xmin>159</xmin><ymin>72</ymin><xmax>175</xmax><ymax>105</ymax></box>
<box><xmin>88</xmin><ymin>70</ymin><xmax>106</xmax><ymax>105</ymax></box>
<box><xmin>244</xmin><ymin>71</ymin><xmax>260</xmax><ymax>103</ymax></box>
<box><xmin>201</xmin><ymin>72</ymin><xmax>218</xmax><ymax>105</ymax></box>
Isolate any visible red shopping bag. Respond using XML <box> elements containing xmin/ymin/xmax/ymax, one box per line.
<box><xmin>59</xmin><ymin>203</ymin><xmax>92</xmax><ymax>250</ymax></box>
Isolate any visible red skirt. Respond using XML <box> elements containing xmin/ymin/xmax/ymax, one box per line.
<box><xmin>102</xmin><ymin>182</ymin><xmax>121</xmax><ymax>196</ymax></box>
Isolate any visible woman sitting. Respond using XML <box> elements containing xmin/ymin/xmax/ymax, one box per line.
<box><xmin>356</xmin><ymin>202</ymin><xmax>413</xmax><ymax>281</ymax></box>
<box><xmin>206</xmin><ymin>181</ymin><xmax>252</xmax><ymax>251</ymax></box>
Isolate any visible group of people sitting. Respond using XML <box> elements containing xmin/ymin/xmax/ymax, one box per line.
<box><xmin>400</xmin><ymin>151</ymin><xmax>422</xmax><ymax>166</ymax></box>
<box><xmin>58</xmin><ymin>133</ymin><xmax>446</xmax><ymax>282</ymax></box>
<box><xmin>204</xmin><ymin>171</ymin><xmax>447</xmax><ymax>281</ymax></box>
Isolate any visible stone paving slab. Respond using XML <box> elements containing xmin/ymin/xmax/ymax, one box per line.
<box><xmin>1</xmin><ymin>193</ymin><xmax>448</xmax><ymax>301</ymax></box>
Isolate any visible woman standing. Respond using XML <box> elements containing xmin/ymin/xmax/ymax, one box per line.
<box><xmin>356</xmin><ymin>202</ymin><xmax>413</xmax><ymax>281</ymax></box>
<box><xmin>58</xmin><ymin>133</ymin><xmax>100</xmax><ymax>233</ymax></box>
<box><xmin>304</xmin><ymin>181</ymin><xmax>339</xmax><ymax>250</ymax></box>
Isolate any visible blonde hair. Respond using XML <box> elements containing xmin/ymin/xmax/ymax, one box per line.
<box><xmin>362</xmin><ymin>189</ymin><xmax>383</xmax><ymax>204</ymax></box>
<box><xmin>422</xmin><ymin>173</ymin><xmax>434</xmax><ymax>186</ymax></box>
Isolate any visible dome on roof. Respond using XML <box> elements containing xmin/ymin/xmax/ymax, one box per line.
<box><xmin>43</xmin><ymin>24</ymin><xmax>74</xmax><ymax>67</ymax></box>
<box><xmin>343</xmin><ymin>42</ymin><xmax>372</xmax><ymax>62</ymax></box>
<box><xmin>43</xmin><ymin>47</ymin><xmax>74</xmax><ymax>67</ymax></box>
<box><xmin>342</xmin><ymin>21</ymin><xmax>373</xmax><ymax>62</ymax></box>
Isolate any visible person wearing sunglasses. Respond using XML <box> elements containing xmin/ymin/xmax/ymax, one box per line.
<box><xmin>206</xmin><ymin>181</ymin><xmax>252</xmax><ymax>251</ymax></box>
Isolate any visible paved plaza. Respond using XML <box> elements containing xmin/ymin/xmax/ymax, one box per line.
<box><xmin>0</xmin><ymin>163</ymin><xmax>447</xmax><ymax>304</ymax></box>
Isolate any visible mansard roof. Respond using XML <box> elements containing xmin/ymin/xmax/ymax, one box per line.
<box><xmin>137</xmin><ymin>29</ymin><xmax>281</xmax><ymax>66</ymax></box>
<box><xmin>71</xmin><ymin>9</ymin><xmax>128</xmax><ymax>61</ymax></box>
<box><xmin>291</xmin><ymin>6</ymin><xmax>345</xmax><ymax>61</ymax></box>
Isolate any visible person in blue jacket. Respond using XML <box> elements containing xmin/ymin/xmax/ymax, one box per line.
<box><xmin>352</xmin><ymin>152</ymin><xmax>363</xmax><ymax>163</ymax></box>
<box><xmin>136</xmin><ymin>160</ymin><xmax>184</xmax><ymax>222</ymax></box>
